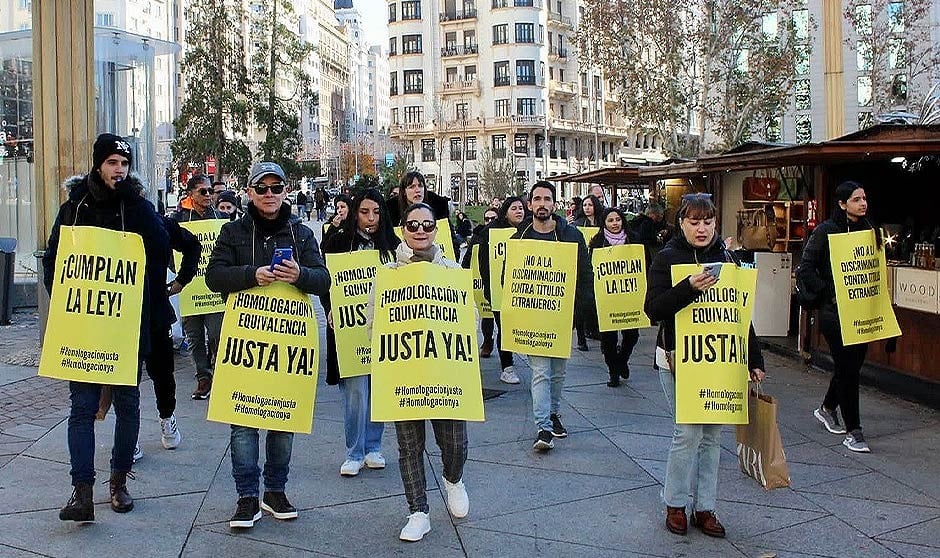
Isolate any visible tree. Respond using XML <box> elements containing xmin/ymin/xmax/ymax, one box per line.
<box><xmin>350</xmin><ymin>174</ymin><xmax>381</xmax><ymax>197</ymax></box>
<box><xmin>379</xmin><ymin>144</ymin><xmax>414</xmax><ymax>193</ymax></box>
<box><xmin>171</xmin><ymin>0</ymin><xmax>251</xmax><ymax>180</ymax></box>
<box><xmin>578</xmin><ymin>0</ymin><xmax>808</xmax><ymax>155</ymax></box>
<box><xmin>340</xmin><ymin>144</ymin><xmax>376</xmax><ymax>185</ymax></box>
<box><xmin>250</xmin><ymin>0</ymin><xmax>314</xmax><ymax>176</ymax></box>
<box><xmin>844</xmin><ymin>0</ymin><xmax>940</xmax><ymax>120</ymax></box>
<box><xmin>477</xmin><ymin>147</ymin><xmax>518</xmax><ymax>199</ymax></box>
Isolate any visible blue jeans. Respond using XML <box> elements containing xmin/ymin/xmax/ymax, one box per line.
<box><xmin>528</xmin><ymin>355</ymin><xmax>567</xmax><ymax>431</ymax></box>
<box><xmin>68</xmin><ymin>380</ymin><xmax>140</xmax><ymax>485</ymax></box>
<box><xmin>339</xmin><ymin>375</ymin><xmax>384</xmax><ymax>461</ymax></box>
<box><xmin>230</xmin><ymin>426</ymin><xmax>293</xmax><ymax>498</ymax></box>
<box><xmin>659</xmin><ymin>370</ymin><xmax>721</xmax><ymax>512</ymax></box>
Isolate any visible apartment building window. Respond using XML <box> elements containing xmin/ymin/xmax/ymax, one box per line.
<box><xmin>402</xmin><ymin>1</ymin><xmax>421</xmax><ymax>20</ymax></box>
<box><xmin>515</xmin><ymin>0</ymin><xmax>534</xmax><ymax>5</ymax></box>
<box><xmin>516</xmin><ymin>60</ymin><xmax>535</xmax><ymax>85</ymax></box>
<box><xmin>404</xmin><ymin>106</ymin><xmax>423</xmax><ymax>123</ymax></box>
<box><xmin>456</xmin><ymin>102</ymin><xmax>469</xmax><ymax>120</ymax></box>
<box><xmin>888</xmin><ymin>37</ymin><xmax>905</xmax><ymax>69</ymax></box>
<box><xmin>422</xmin><ymin>139</ymin><xmax>436</xmax><ymax>162</ymax></box>
<box><xmin>494</xmin><ymin>61</ymin><xmax>511</xmax><ymax>86</ymax></box>
<box><xmin>446</xmin><ymin>67</ymin><xmax>459</xmax><ymax>82</ymax></box>
<box><xmin>492</xmin><ymin>0</ymin><xmax>508</xmax><ymax>8</ymax></box>
<box><xmin>389</xmin><ymin>37</ymin><xmax>397</xmax><ymax>56</ymax></box>
<box><xmin>856</xmin><ymin>41</ymin><xmax>871</xmax><ymax>71</ymax></box>
<box><xmin>857</xmin><ymin>76</ymin><xmax>872</xmax><ymax>106</ymax></box>
<box><xmin>795</xmin><ymin>114</ymin><xmax>812</xmax><ymax>144</ymax></box>
<box><xmin>795</xmin><ymin>45</ymin><xmax>810</xmax><ymax>75</ymax></box>
<box><xmin>794</xmin><ymin>79</ymin><xmax>810</xmax><ymax>110</ymax></box>
<box><xmin>858</xmin><ymin>111</ymin><xmax>873</xmax><ymax>129</ymax></box>
<box><xmin>465</xmin><ymin>137</ymin><xmax>477</xmax><ymax>160</ymax></box>
<box><xmin>887</xmin><ymin>2</ymin><xmax>904</xmax><ymax>33</ymax></box>
<box><xmin>388</xmin><ymin>3</ymin><xmax>397</xmax><ymax>22</ymax></box>
<box><xmin>95</xmin><ymin>12</ymin><xmax>114</xmax><ymax>26</ymax></box>
<box><xmin>389</xmin><ymin>72</ymin><xmax>398</xmax><ymax>95</ymax></box>
<box><xmin>517</xmin><ymin>98</ymin><xmax>536</xmax><ymax>116</ymax></box>
<box><xmin>402</xmin><ymin>34</ymin><xmax>422</xmax><ymax>54</ymax></box>
<box><xmin>403</xmin><ymin>70</ymin><xmax>423</xmax><ymax>94</ymax></box>
<box><xmin>445</xmin><ymin>31</ymin><xmax>458</xmax><ymax>50</ymax></box>
<box><xmin>535</xmin><ymin>134</ymin><xmax>544</xmax><ymax>157</ymax></box>
<box><xmin>560</xmin><ymin>137</ymin><xmax>568</xmax><ymax>158</ymax></box>
<box><xmin>892</xmin><ymin>74</ymin><xmax>907</xmax><ymax>102</ymax></box>
<box><xmin>794</xmin><ymin>9</ymin><xmax>809</xmax><ymax>41</ymax></box>
<box><xmin>464</xmin><ymin>30</ymin><xmax>476</xmax><ymax>48</ymax></box>
<box><xmin>492</xmin><ymin>135</ymin><xmax>507</xmax><ymax>158</ymax></box>
<box><xmin>514</xmin><ymin>134</ymin><xmax>528</xmax><ymax>155</ymax></box>
<box><xmin>765</xmin><ymin>115</ymin><xmax>782</xmax><ymax>142</ymax></box>
<box><xmin>450</xmin><ymin>137</ymin><xmax>462</xmax><ymax>160</ymax></box>
<box><xmin>549</xmin><ymin>136</ymin><xmax>557</xmax><ymax>158</ymax></box>
<box><xmin>391</xmin><ymin>108</ymin><xmax>399</xmax><ymax>124</ymax></box>
<box><xmin>495</xmin><ymin>99</ymin><xmax>510</xmax><ymax>117</ymax></box>
<box><xmin>493</xmin><ymin>24</ymin><xmax>508</xmax><ymax>45</ymax></box>
<box><xmin>515</xmin><ymin>23</ymin><xmax>534</xmax><ymax>43</ymax></box>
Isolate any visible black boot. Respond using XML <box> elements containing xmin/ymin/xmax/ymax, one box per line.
<box><xmin>607</xmin><ymin>368</ymin><xmax>621</xmax><ymax>387</ymax></box>
<box><xmin>109</xmin><ymin>471</ymin><xmax>134</xmax><ymax>513</ymax></box>
<box><xmin>619</xmin><ymin>363</ymin><xmax>631</xmax><ymax>380</ymax></box>
<box><xmin>59</xmin><ymin>483</ymin><xmax>95</xmax><ymax>522</ymax></box>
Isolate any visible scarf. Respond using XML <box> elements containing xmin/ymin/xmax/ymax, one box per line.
<box><xmin>604</xmin><ymin>228</ymin><xmax>627</xmax><ymax>246</ymax></box>
<box><xmin>410</xmin><ymin>247</ymin><xmax>437</xmax><ymax>262</ymax></box>
<box><xmin>248</xmin><ymin>203</ymin><xmax>291</xmax><ymax>236</ymax></box>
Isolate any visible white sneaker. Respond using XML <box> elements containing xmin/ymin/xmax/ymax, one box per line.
<box><xmin>340</xmin><ymin>459</ymin><xmax>363</xmax><ymax>477</ymax></box>
<box><xmin>364</xmin><ymin>452</ymin><xmax>386</xmax><ymax>469</ymax></box>
<box><xmin>399</xmin><ymin>511</ymin><xmax>431</xmax><ymax>542</ymax></box>
<box><xmin>132</xmin><ymin>442</ymin><xmax>143</xmax><ymax>463</ymax></box>
<box><xmin>160</xmin><ymin>415</ymin><xmax>182</xmax><ymax>449</ymax></box>
<box><xmin>499</xmin><ymin>366</ymin><xmax>521</xmax><ymax>385</ymax></box>
<box><xmin>442</xmin><ymin>477</ymin><xmax>469</xmax><ymax>518</ymax></box>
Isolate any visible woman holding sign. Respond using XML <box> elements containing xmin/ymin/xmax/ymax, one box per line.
<box><xmin>645</xmin><ymin>193</ymin><xmax>765</xmax><ymax>538</ymax></box>
<box><xmin>588</xmin><ymin>207</ymin><xmax>641</xmax><ymax>387</ymax></box>
<box><xmin>320</xmin><ymin>189</ymin><xmax>400</xmax><ymax>477</ymax></box>
<box><xmin>388</xmin><ymin>171</ymin><xmax>460</xmax><ymax>259</ymax></box>
<box><xmin>573</xmin><ymin>195</ymin><xmax>604</xmax><ymax>350</ymax></box>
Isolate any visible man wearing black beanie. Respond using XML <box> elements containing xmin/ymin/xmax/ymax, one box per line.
<box><xmin>42</xmin><ymin>133</ymin><xmax>172</xmax><ymax>522</ymax></box>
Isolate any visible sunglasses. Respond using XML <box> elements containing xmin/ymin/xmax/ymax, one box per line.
<box><xmin>252</xmin><ymin>183</ymin><xmax>286</xmax><ymax>195</ymax></box>
<box><xmin>404</xmin><ymin>220</ymin><xmax>437</xmax><ymax>233</ymax></box>
<box><xmin>194</xmin><ymin>188</ymin><xmax>213</xmax><ymax>196</ymax></box>
<box><xmin>484</xmin><ymin>215</ymin><xmax>496</xmax><ymax>222</ymax></box>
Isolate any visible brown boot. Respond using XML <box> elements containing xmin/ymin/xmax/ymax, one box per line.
<box><xmin>665</xmin><ymin>506</ymin><xmax>687</xmax><ymax>535</ymax></box>
<box><xmin>59</xmin><ymin>483</ymin><xmax>95</xmax><ymax>522</ymax></box>
<box><xmin>691</xmin><ymin>510</ymin><xmax>726</xmax><ymax>538</ymax></box>
<box><xmin>109</xmin><ymin>471</ymin><xmax>134</xmax><ymax>513</ymax></box>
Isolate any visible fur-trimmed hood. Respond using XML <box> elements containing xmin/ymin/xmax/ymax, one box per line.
<box><xmin>62</xmin><ymin>173</ymin><xmax>145</xmax><ymax>202</ymax></box>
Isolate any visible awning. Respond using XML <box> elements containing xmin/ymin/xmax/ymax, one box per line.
<box><xmin>553</xmin><ymin>166</ymin><xmax>647</xmax><ymax>186</ymax></box>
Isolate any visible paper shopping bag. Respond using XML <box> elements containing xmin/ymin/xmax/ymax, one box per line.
<box><xmin>735</xmin><ymin>389</ymin><xmax>791</xmax><ymax>489</ymax></box>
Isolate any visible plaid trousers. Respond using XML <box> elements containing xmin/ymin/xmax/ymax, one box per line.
<box><xmin>395</xmin><ymin>419</ymin><xmax>468</xmax><ymax>514</ymax></box>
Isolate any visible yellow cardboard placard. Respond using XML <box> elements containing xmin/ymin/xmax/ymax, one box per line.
<box><xmin>500</xmin><ymin>239</ymin><xmax>578</xmax><ymax>358</ymax></box>
<box><xmin>39</xmin><ymin>226</ymin><xmax>145</xmax><ymax>386</ymax></box>
<box><xmin>671</xmin><ymin>263</ymin><xmax>757</xmax><ymax>425</ymax></box>
<box><xmin>592</xmin><ymin>244</ymin><xmax>651</xmax><ymax>331</ymax></box>
<box><xmin>370</xmin><ymin>262</ymin><xmax>484</xmax><ymax>421</ymax></box>
<box><xmin>487</xmin><ymin>228</ymin><xmax>515</xmax><ymax>312</ymax></box>
<box><xmin>470</xmin><ymin>244</ymin><xmax>494</xmax><ymax>318</ymax></box>
<box><xmin>326</xmin><ymin>250</ymin><xmax>380</xmax><ymax>378</ymax></box>
<box><xmin>578</xmin><ymin>226</ymin><xmax>599</xmax><ymax>246</ymax></box>
<box><xmin>828</xmin><ymin>230</ymin><xmax>902</xmax><ymax>345</ymax></box>
<box><xmin>207</xmin><ymin>282</ymin><xmax>320</xmax><ymax>433</ymax></box>
<box><xmin>395</xmin><ymin>219</ymin><xmax>456</xmax><ymax>260</ymax></box>
<box><xmin>175</xmin><ymin>219</ymin><xmax>227</xmax><ymax>316</ymax></box>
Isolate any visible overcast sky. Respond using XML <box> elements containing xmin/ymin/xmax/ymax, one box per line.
<box><xmin>358</xmin><ymin>0</ymin><xmax>390</xmax><ymax>47</ymax></box>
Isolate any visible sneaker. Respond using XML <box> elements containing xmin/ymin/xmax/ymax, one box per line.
<box><xmin>499</xmin><ymin>366</ymin><xmax>521</xmax><ymax>385</ymax></box>
<box><xmin>192</xmin><ymin>377</ymin><xmax>212</xmax><ymax>400</ymax></box>
<box><xmin>550</xmin><ymin>413</ymin><xmax>568</xmax><ymax>438</ymax></box>
<box><xmin>399</xmin><ymin>511</ymin><xmax>431</xmax><ymax>542</ymax></box>
<box><xmin>340</xmin><ymin>459</ymin><xmax>363</xmax><ymax>477</ymax></box>
<box><xmin>261</xmin><ymin>491</ymin><xmax>298</xmax><ymax>520</ymax></box>
<box><xmin>814</xmin><ymin>406</ymin><xmax>846</xmax><ymax>434</ymax></box>
<box><xmin>843</xmin><ymin>429</ymin><xmax>871</xmax><ymax>453</ymax></box>
<box><xmin>160</xmin><ymin>415</ymin><xmax>182</xmax><ymax>449</ymax></box>
<box><xmin>229</xmin><ymin>496</ymin><xmax>262</xmax><ymax>528</ymax></box>
<box><xmin>442</xmin><ymin>477</ymin><xmax>469</xmax><ymax>518</ymax></box>
<box><xmin>364</xmin><ymin>452</ymin><xmax>386</xmax><ymax>469</ymax></box>
<box><xmin>533</xmin><ymin>429</ymin><xmax>555</xmax><ymax>451</ymax></box>
<box><xmin>133</xmin><ymin>443</ymin><xmax>143</xmax><ymax>463</ymax></box>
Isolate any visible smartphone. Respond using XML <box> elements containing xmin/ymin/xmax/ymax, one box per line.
<box><xmin>703</xmin><ymin>263</ymin><xmax>722</xmax><ymax>279</ymax></box>
<box><xmin>270</xmin><ymin>247</ymin><xmax>293</xmax><ymax>271</ymax></box>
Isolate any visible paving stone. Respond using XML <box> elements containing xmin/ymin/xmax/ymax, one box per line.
<box><xmin>875</xmin><ymin>516</ymin><xmax>940</xmax><ymax>549</ymax></box>
<box><xmin>458</xmin><ymin>526</ymin><xmax>660</xmax><ymax>557</ymax></box>
<box><xmin>740</xmin><ymin>515</ymin><xmax>906</xmax><ymax>558</ymax></box>
<box><xmin>801</xmin><ymin>492</ymin><xmax>940</xmax><ymax>537</ymax></box>
<box><xmin>798</xmin><ymin>471</ymin><xmax>940</xmax><ymax>508</ymax></box>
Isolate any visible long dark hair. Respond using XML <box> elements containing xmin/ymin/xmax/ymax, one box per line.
<box><xmin>495</xmin><ymin>196</ymin><xmax>528</xmax><ymax>228</ymax></box>
<box><xmin>341</xmin><ymin>188</ymin><xmax>399</xmax><ymax>261</ymax></box>
<box><xmin>590</xmin><ymin>207</ymin><xmax>630</xmax><ymax>246</ymax></box>
<box><xmin>397</xmin><ymin>171</ymin><xmax>426</xmax><ymax>218</ymax></box>
<box><xmin>832</xmin><ymin>180</ymin><xmax>882</xmax><ymax>248</ymax></box>
<box><xmin>581</xmin><ymin>195</ymin><xmax>604</xmax><ymax>225</ymax></box>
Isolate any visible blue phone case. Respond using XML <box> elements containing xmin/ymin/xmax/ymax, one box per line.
<box><xmin>270</xmin><ymin>247</ymin><xmax>293</xmax><ymax>271</ymax></box>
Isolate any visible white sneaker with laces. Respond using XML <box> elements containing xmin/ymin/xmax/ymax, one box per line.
<box><xmin>160</xmin><ymin>415</ymin><xmax>182</xmax><ymax>449</ymax></box>
<box><xmin>364</xmin><ymin>452</ymin><xmax>386</xmax><ymax>469</ymax></box>
<box><xmin>340</xmin><ymin>459</ymin><xmax>363</xmax><ymax>477</ymax></box>
<box><xmin>399</xmin><ymin>511</ymin><xmax>431</xmax><ymax>541</ymax></box>
<box><xmin>442</xmin><ymin>477</ymin><xmax>469</xmax><ymax>518</ymax></box>
<box><xmin>499</xmin><ymin>366</ymin><xmax>521</xmax><ymax>385</ymax></box>
<box><xmin>132</xmin><ymin>442</ymin><xmax>143</xmax><ymax>463</ymax></box>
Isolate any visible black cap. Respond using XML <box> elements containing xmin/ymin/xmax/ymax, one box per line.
<box><xmin>93</xmin><ymin>133</ymin><xmax>133</xmax><ymax>170</ymax></box>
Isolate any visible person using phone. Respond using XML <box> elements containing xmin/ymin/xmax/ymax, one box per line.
<box><xmin>205</xmin><ymin>162</ymin><xmax>330</xmax><ymax>530</ymax></box>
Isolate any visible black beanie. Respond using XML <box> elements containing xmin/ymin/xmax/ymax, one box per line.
<box><xmin>93</xmin><ymin>133</ymin><xmax>133</xmax><ymax>170</ymax></box>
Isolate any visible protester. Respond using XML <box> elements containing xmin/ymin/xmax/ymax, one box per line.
<box><xmin>590</xmin><ymin>185</ymin><xmax>608</xmax><ymax>207</ymax></box>
<box><xmin>644</xmin><ymin>193</ymin><xmax>765</xmax><ymax>538</ymax></box>
<box><xmin>566</xmin><ymin>196</ymin><xmax>583</xmax><ymax>223</ymax></box>
<box><xmin>489</xmin><ymin>197</ymin><xmax>503</xmax><ymax>210</ymax></box>
<box><xmin>44</xmin><ymin>133</ymin><xmax>171</xmax><ymax>521</ymax></box>
<box><xmin>205</xmin><ymin>161</ymin><xmax>330</xmax><ymax>529</ymax></box>
<box><xmin>797</xmin><ymin>180</ymin><xmax>892</xmax><ymax>453</ymax></box>
<box><xmin>511</xmin><ymin>182</ymin><xmax>593</xmax><ymax>450</ymax></box>
<box><xmin>172</xmin><ymin>174</ymin><xmax>228</xmax><ymax>400</ymax></box>
<box><xmin>573</xmin><ymin>195</ymin><xmax>604</xmax><ymax>349</ymax></box>
<box><xmin>368</xmin><ymin>202</ymin><xmax>469</xmax><ymax>542</ymax></box>
<box><xmin>320</xmin><ymin>189</ymin><xmax>399</xmax><ymax>477</ymax></box>
<box><xmin>588</xmin><ymin>207</ymin><xmax>640</xmax><ymax>386</ymax></box>
<box><xmin>216</xmin><ymin>190</ymin><xmax>241</xmax><ymax>220</ymax></box>
<box><xmin>454</xmin><ymin>210</ymin><xmax>473</xmax><ymax>245</ymax></box>
<box><xmin>323</xmin><ymin>194</ymin><xmax>351</xmax><ymax>239</ymax></box>
<box><xmin>389</xmin><ymin>171</ymin><xmax>459</xmax><ymax>258</ymax></box>
<box><xmin>462</xmin><ymin>208</ymin><xmax>499</xmax><ymax>359</ymax></box>
<box><xmin>211</xmin><ymin>180</ymin><xmax>227</xmax><ymax>206</ymax></box>
<box><xmin>630</xmin><ymin>204</ymin><xmax>668</xmax><ymax>263</ymax></box>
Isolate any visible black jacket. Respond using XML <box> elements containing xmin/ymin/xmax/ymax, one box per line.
<box><xmin>796</xmin><ymin>215</ymin><xmax>871</xmax><ymax>320</ymax></box>
<box><xmin>644</xmin><ymin>234</ymin><xmax>764</xmax><ymax>371</ymax></box>
<box><xmin>387</xmin><ymin>189</ymin><xmax>451</xmax><ymax>226</ymax></box>
<box><xmin>43</xmin><ymin>174</ymin><xmax>172</xmax><ymax>356</ymax></box>
<box><xmin>205</xmin><ymin>204</ymin><xmax>330</xmax><ymax>297</ymax></box>
<box><xmin>510</xmin><ymin>215</ymin><xmax>594</xmax><ymax>321</ymax></box>
<box><xmin>163</xmin><ymin>216</ymin><xmax>201</xmax><ymax>288</ymax></box>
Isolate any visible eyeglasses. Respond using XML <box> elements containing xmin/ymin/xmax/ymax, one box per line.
<box><xmin>252</xmin><ymin>183</ymin><xmax>286</xmax><ymax>195</ymax></box>
<box><xmin>404</xmin><ymin>220</ymin><xmax>437</xmax><ymax>233</ymax></box>
<box><xmin>681</xmin><ymin>192</ymin><xmax>712</xmax><ymax>201</ymax></box>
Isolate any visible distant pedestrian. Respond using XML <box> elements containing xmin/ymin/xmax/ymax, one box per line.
<box><xmin>295</xmin><ymin>189</ymin><xmax>308</xmax><ymax>220</ymax></box>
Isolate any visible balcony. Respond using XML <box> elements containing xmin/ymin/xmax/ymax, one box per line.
<box><xmin>390</xmin><ymin>122</ymin><xmax>431</xmax><ymax>136</ymax></box>
<box><xmin>547</xmin><ymin>12</ymin><xmax>573</xmax><ymax>28</ymax></box>
<box><xmin>494</xmin><ymin>76</ymin><xmax>511</xmax><ymax>86</ymax></box>
<box><xmin>549</xmin><ymin>80</ymin><xmax>577</xmax><ymax>99</ymax></box>
<box><xmin>516</xmin><ymin>76</ymin><xmax>544</xmax><ymax>86</ymax></box>
<box><xmin>488</xmin><ymin>115</ymin><xmax>546</xmax><ymax>129</ymax></box>
<box><xmin>548</xmin><ymin>46</ymin><xmax>568</xmax><ymax>59</ymax></box>
<box><xmin>440</xmin><ymin>8</ymin><xmax>477</xmax><ymax>22</ymax></box>
<box><xmin>440</xmin><ymin>78</ymin><xmax>481</xmax><ymax>95</ymax></box>
<box><xmin>492</xmin><ymin>0</ymin><xmax>508</xmax><ymax>7</ymax></box>
<box><xmin>513</xmin><ymin>0</ymin><xmax>542</xmax><ymax>6</ymax></box>
<box><xmin>440</xmin><ymin>44</ymin><xmax>479</xmax><ymax>58</ymax></box>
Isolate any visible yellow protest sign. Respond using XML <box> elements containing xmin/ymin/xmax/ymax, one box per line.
<box><xmin>39</xmin><ymin>226</ymin><xmax>145</xmax><ymax>386</ymax></box>
<box><xmin>370</xmin><ymin>262</ymin><xmax>484</xmax><ymax>421</ymax></box>
<box><xmin>470</xmin><ymin>244</ymin><xmax>494</xmax><ymax>318</ymax></box>
<box><xmin>671</xmin><ymin>263</ymin><xmax>757</xmax><ymax>425</ymax></box>
<box><xmin>326</xmin><ymin>250</ymin><xmax>380</xmax><ymax>378</ymax></box>
<box><xmin>207</xmin><ymin>282</ymin><xmax>320</xmax><ymax>433</ymax></box>
<box><xmin>828</xmin><ymin>230</ymin><xmax>901</xmax><ymax>345</ymax></box>
<box><xmin>500</xmin><ymin>239</ymin><xmax>577</xmax><ymax>358</ymax></box>
<box><xmin>578</xmin><ymin>226</ymin><xmax>599</xmax><ymax>246</ymax></box>
<box><xmin>487</xmin><ymin>228</ymin><xmax>515</xmax><ymax>311</ymax></box>
<box><xmin>592</xmin><ymin>244</ymin><xmax>651</xmax><ymax>331</ymax></box>
<box><xmin>175</xmin><ymin>219</ymin><xmax>227</xmax><ymax>316</ymax></box>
